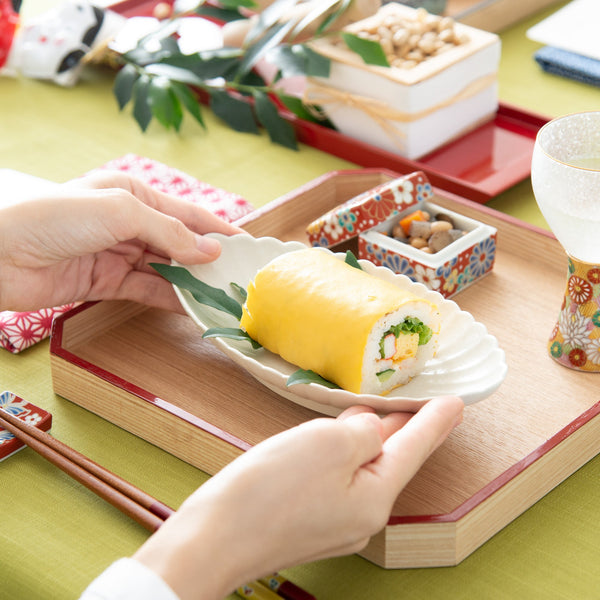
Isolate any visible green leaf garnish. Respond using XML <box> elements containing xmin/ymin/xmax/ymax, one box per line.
<box><xmin>210</xmin><ymin>90</ymin><xmax>259</xmax><ymax>134</ymax></box>
<box><xmin>150</xmin><ymin>263</ymin><xmax>243</xmax><ymax>320</ymax></box>
<box><xmin>266</xmin><ymin>45</ymin><xmax>305</xmax><ymax>79</ymax></box>
<box><xmin>113</xmin><ymin>64</ymin><xmax>139</xmax><ymax>110</ymax></box>
<box><xmin>341</xmin><ymin>32</ymin><xmax>390</xmax><ymax>67</ymax></box>
<box><xmin>110</xmin><ymin>1</ymin><xmax>386</xmax><ymax>147</ymax></box>
<box><xmin>287</xmin><ymin>369</ymin><xmax>340</xmax><ymax>389</ymax></box>
<box><xmin>253</xmin><ymin>90</ymin><xmax>298</xmax><ymax>150</ymax></box>
<box><xmin>124</xmin><ymin>35</ymin><xmax>180</xmax><ymax>67</ymax></box>
<box><xmin>132</xmin><ymin>74</ymin><xmax>153</xmax><ymax>131</ymax></box>
<box><xmin>203</xmin><ymin>327</ymin><xmax>262</xmax><ymax>349</ymax></box>
<box><xmin>159</xmin><ymin>49</ymin><xmax>242</xmax><ymax>80</ymax></box>
<box><xmin>151</xmin><ymin>264</ymin><xmax>263</xmax><ymax>347</ymax></box>
<box><xmin>148</xmin><ymin>77</ymin><xmax>183</xmax><ymax>130</ymax></box>
<box><xmin>276</xmin><ymin>94</ymin><xmax>320</xmax><ymax>124</ymax></box>
<box><xmin>230</xmin><ymin>282</ymin><xmax>248</xmax><ymax>302</ymax></box>
<box><xmin>267</xmin><ymin>45</ymin><xmax>330</xmax><ymax>80</ymax></box>
<box><xmin>303</xmin><ymin>45</ymin><xmax>332</xmax><ymax>78</ymax></box>
<box><xmin>171</xmin><ymin>81</ymin><xmax>205</xmax><ymax>129</ymax></box>
<box><xmin>344</xmin><ymin>250</ymin><xmax>362</xmax><ymax>270</ymax></box>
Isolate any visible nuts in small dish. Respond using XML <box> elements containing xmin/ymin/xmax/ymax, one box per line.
<box><xmin>384</xmin><ymin>209</ymin><xmax>466</xmax><ymax>254</ymax></box>
<box><xmin>339</xmin><ymin>7</ymin><xmax>469</xmax><ymax>69</ymax></box>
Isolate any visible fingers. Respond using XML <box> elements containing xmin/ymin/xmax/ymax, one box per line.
<box><xmin>68</xmin><ymin>171</ymin><xmax>247</xmax><ymax>265</ymax></box>
<box><xmin>326</xmin><ymin>408</ymin><xmax>385</xmax><ymax>468</ymax></box>
<box><xmin>336</xmin><ymin>405</ymin><xmax>376</xmax><ymax>420</ymax></box>
<box><xmin>336</xmin><ymin>397</ymin><xmax>463</xmax><ymax>503</ymax></box>
<box><xmin>109</xmin><ymin>271</ymin><xmax>188</xmax><ymax>313</ymax></box>
<box><xmin>379</xmin><ymin>411</ymin><xmax>415</xmax><ymax>440</ymax></box>
<box><xmin>87</xmin><ymin>188</ymin><xmax>226</xmax><ymax>265</ymax></box>
<box><xmin>377</xmin><ymin>396</ymin><xmax>464</xmax><ymax>498</ymax></box>
<box><xmin>75</xmin><ymin>170</ymin><xmax>245</xmax><ymax>236</ymax></box>
<box><xmin>336</xmin><ymin>405</ymin><xmax>428</xmax><ymax>442</ymax></box>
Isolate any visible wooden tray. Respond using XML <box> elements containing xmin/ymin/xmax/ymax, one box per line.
<box><xmin>50</xmin><ymin>169</ymin><xmax>600</xmax><ymax>569</ymax></box>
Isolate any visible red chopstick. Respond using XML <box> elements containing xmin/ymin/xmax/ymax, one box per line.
<box><xmin>0</xmin><ymin>407</ymin><xmax>174</xmax><ymax>531</ymax></box>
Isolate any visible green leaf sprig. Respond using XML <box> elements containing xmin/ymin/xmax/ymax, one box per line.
<box><xmin>340</xmin><ymin>32</ymin><xmax>390</xmax><ymax>67</ymax></box>
<box><xmin>203</xmin><ymin>326</ymin><xmax>262</xmax><ymax>349</ymax></box>
<box><xmin>286</xmin><ymin>369</ymin><xmax>340</xmax><ymax>389</ymax></box>
<box><xmin>110</xmin><ymin>0</ymin><xmax>388</xmax><ymax>148</ymax></box>
<box><xmin>151</xmin><ymin>262</ymin><xmax>259</xmax><ymax>348</ymax></box>
<box><xmin>151</xmin><ymin>263</ymin><xmax>243</xmax><ymax>319</ymax></box>
<box><xmin>344</xmin><ymin>249</ymin><xmax>363</xmax><ymax>270</ymax></box>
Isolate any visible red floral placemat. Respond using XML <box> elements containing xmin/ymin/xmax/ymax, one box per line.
<box><xmin>0</xmin><ymin>154</ymin><xmax>254</xmax><ymax>353</ymax></box>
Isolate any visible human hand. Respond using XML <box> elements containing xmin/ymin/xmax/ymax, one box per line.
<box><xmin>134</xmin><ymin>395</ymin><xmax>464</xmax><ymax>600</ymax></box>
<box><xmin>0</xmin><ymin>170</ymin><xmax>243</xmax><ymax>312</ymax></box>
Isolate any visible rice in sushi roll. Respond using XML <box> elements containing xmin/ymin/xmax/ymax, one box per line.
<box><xmin>240</xmin><ymin>248</ymin><xmax>440</xmax><ymax>395</ymax></box>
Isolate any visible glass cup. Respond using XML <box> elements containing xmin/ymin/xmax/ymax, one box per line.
<box><xmin>531</xmin><ymin>111</ymin><xmax>600</xmax><ymax>372</ymax></box>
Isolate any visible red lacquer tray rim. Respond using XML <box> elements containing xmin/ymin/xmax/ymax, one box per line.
<box><xmin>106</xmin><ymin>0</ymin><xmax>550</xmax><ymax>204</ymax></box>
<box><xmin>390</xmin><ymin>400</ymin><xmax>600</xmax><ymax>525</ymax></box>
<box><xmin>49</xmin><ymin>314</ymin><xmax>252</xmax><ymax>453</ymax></box>
<box><xmin>50</xmin><ymin>166</ymin><xmax>599</xmax><ymax>528</ymax></box>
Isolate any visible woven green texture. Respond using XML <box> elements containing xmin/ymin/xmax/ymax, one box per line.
<box><xmin>2</xmin><ymin>1</ymin><xmax>600</xmax><ymax>598</ymax></box>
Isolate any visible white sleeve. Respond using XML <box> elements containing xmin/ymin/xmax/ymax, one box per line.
<box><xmin>79</xmin><ymin>558</ymin><xmax>181</xmax><ymax>600</ymax></box>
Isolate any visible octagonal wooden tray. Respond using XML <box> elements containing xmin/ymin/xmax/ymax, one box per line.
<box><xmin>50</xmin><ymin>169</ymin><xmax>600</xmax><ymax>568</ymax></box>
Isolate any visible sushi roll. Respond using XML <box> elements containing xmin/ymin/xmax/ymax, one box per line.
<box><xmin>240</xmin><ymin>248</ymin><xmax>440</xmax><ymax>395</ymax></box>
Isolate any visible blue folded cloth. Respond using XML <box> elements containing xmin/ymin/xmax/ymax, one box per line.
<box><xmin>534</xmin><ymin>46</ymin><xmax>600</xmax><ymax>88</ymax></box>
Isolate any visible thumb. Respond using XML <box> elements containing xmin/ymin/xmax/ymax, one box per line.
<box><xmin>377</xmin><ymin>396</ymin><xmax>464</xmax><ymax>497</ymax></box>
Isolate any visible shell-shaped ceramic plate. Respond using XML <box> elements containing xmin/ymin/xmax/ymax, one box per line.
<box><xmin>173</xmin><ymin>233</ymin><xmax>507</xmax><ymax>416</ymax></box>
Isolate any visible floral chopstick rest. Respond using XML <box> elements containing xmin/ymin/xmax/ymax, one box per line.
<box><xmin>0</xmin><ymin>391</ymin><xmax>52</xmax><ymax>461</ymax></box>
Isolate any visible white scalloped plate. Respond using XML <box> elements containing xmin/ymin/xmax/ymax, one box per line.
<box><xmin>173</xmin><ymin>233</ymin><xmax>507</xmax><ymax>416</ymax></box>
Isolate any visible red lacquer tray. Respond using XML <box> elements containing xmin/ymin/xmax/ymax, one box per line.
<box><xmin>107</xmin><ymin>0</ymin><xmax>548</xmax><ymax>204</ymax></box>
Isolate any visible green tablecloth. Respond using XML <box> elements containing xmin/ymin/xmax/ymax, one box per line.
<box><xmin>2</xmin><ymin>2</ymin><xmax>600</xmax><ymax>598</ymax></box>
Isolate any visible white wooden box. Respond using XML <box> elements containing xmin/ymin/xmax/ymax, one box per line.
<box><xmin>308</xmin><ymin>3</ymin><xmax>501</xmax><ymax>159</ymax></box>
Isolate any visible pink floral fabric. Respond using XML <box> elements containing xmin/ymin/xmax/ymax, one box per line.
<box><xmin>95</xmin><ymin>154</ymin><xmax>253</xmax><ymax>222</ymax></box>
<box><xmin>0</xmin><ymin>154</ymin><xmax>253</xmax><ymax>353</ymax></box>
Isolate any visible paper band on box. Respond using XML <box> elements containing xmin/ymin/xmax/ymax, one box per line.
<box><xmin>303</xmin><ymin>72</ymin><xmax>497</xmax><ymax>150</ymax></box>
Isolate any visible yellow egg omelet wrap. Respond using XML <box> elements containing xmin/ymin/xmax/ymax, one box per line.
<box><xmin>240</xmin><ymin>248</ymin><xmax>440</xmax><ymax>395</ymax></box>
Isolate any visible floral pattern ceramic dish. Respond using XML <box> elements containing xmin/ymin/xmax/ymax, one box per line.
<box><xmin>307</xmin><ymin>171</ymin><xmax>497</xmax><ymax>298</ymax></box>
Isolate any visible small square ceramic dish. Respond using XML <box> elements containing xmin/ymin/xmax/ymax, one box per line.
<box><xmin>360</xmin><ymin>201</ymin><xmax>497</xmax><ymax>298</ymax></box>
<box><xmin>307</xmin><ymin>3</ymin><xmax>501</xmax><ymax>159</ymax></box>
<box><xmin>171</xmin><ymin>233</ymin><xmax>506</xmax><ymax>416</ymax></box>
<box><xmin>307</xmin><ymin>171</ymin><xmax>497</xmax><ymax>298</ymax></box>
